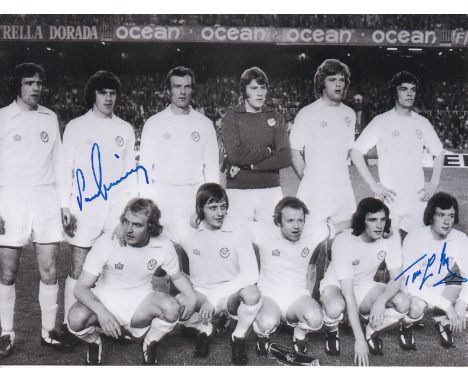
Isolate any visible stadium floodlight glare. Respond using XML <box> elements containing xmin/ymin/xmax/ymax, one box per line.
<box><xmin>408</xmin><ymin>48</ymin><xmax>423</xmax><ymax>52</ymax></box>
<box><xmin>386</xmin><ymin>47</ymin><xmax>398</xmax><ymax>51</ymax></box>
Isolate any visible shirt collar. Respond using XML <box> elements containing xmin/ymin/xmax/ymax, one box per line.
<box><xmin>234</xmin><ymin>103</ymin><xmax>272</xmax><ymax>114</ymax></box>
<box><xmin>5</xmin><ymin>101</ymin><xmax>52</xmax><ymax>119</ymax></box>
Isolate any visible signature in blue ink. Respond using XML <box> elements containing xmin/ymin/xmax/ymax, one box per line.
<box><xmin>75</xmin><ymin>143</ymin><xmax>149</xmax><ymax>211</ymax></box>
<box><xmin>394</xmin><ymin>242</ymin><xmax>468</xmax><ymax>289</ymax></box>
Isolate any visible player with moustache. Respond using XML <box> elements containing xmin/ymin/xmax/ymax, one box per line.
<box><xmin>0</xmin><ymin>63</ymin><xmax>71</xmax><ymax>357</ymax></box>
<box><xmin>320</xmin><ymin>198</ymin><xmax>411</xmax><ymax>366</ymax></box>
<box><xmin>221</xmin><ymin>67</ymin><xmax>291</xmax><ymax>223</ymax></box>
<box><xmin>251</xmin><ymin>197</ymin><xmax>350</xmax><ymax>365</ymax></box>
<box><xmin>61</xmin><ymin>71</ymin><xmax>138</xmax><ymax>343</ymax></box>
<box><xmin>290</xmin><ymin>59</ymin><xmax>357</xmax><ymax>227</ymax></box>
<box><xmin>351</xmin><ymin>71</ymin><xmax>445</xmax><ymax>240</ymax></box>
<box><xmin>169</xmin><ymin>183</ymin><xmax>261</xmax><ymax>365</ymax></box>
<box><xmin>398</xmin><ymin>192</ymin><xmax>468</xmax><ymax>351</ymax></box>
<box><xmin>67</xmin><ymin>198</ymin><xmax>197</xmax><ymax>365</ymax></box>
<box><xmin>139</xmin><ymin>66</ymin><xmax>219</xmax><ymax>227</ymax></box>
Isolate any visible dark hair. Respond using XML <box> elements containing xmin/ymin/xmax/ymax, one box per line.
<box><xmin>84</xmin><ymin>70</ymin><xmax>121</xmax><ymax>109</ymax></box>
<box><xmin>120</xmin><ymin>198</ymin><xmax>163</xmax><ymax>237</ymax></box>
<box><xmin>273</xmin><ymin>196</ymin><xmax>309</xmax><ymax>226</ymax></box>
<box><xmin>10</xmin><ymin>62</ymin><xmax>45</xmax><ymax>99</ymax></box>
<box><xmin>314</xmin><ymin>59</ymin><xmax>350</xmax><ymax>99</ymax></box>
<box><xmin>351</xmin><ymin>197</ymin><xmax>390</xmax><ymax>236</ymax></box>
<box><xmin>389</xmin><ymin>71</ymin><xmax>419</xmax><ymax>103</ymax></box>
<box><xmin>240</xmin><ymin>67</ymin><xmax>269</xmax><ymax>98</ymax></box>
<box><xmin>195</xmin><ymin>183</ymin><xmax>229</xmax><ymax>222</ymax></box>
<box><xmin>423</xmin><ymin>192</ymin><xmax>459</xmax><ymax>226</ymax></box>
<box><xmin>165</xmin><ymin>66</ymin><xmax>195</xmax><ymax>91</ymax></box>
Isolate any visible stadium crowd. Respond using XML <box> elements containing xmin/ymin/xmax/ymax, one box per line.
<box><xmin>1</xmin><ymin>73</ymin><xmax>466</xmax><ymax>149</ymax></box>
<box><xmin>1</xmin><ymin>14</ymin><xmax>467</xmax><ymax>30</ymax></box>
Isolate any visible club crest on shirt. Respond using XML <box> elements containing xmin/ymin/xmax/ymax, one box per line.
<box><xmin>301</xmin><ymin>247</ymin><xmax>310</xmax><ymax>257</ymax></box>
<box><xmin>415</xmin><ymin>129</ymin><xmax>423</xmax><ymax>139</ymax></box>
<box><xmin>191</xmin><ymin>131</ymin><xmax>200</xmax><ymax>142</ymax></box>
<box><xmin>267</xmin><ymin>118</ymin><xmax>276</xmax><ymax>127</ymax></box>
<box><xmin>377</xmin><ymin>250</ymin><xmax>386</xmax><ymax>261</ymax></box>
<box><xmin>163</xmin><ymin>132</ymin><xmax>171</xmax><ymax>140</ymax></box>
<box><xmin>40</xmin><ymin>131</ymin><xmax>49</xmax><ymax>142</ymax></box>
<box><xmin>13</xmin><ymin>134</ymin><xmax>21</xmax><ymax>141</ymax></box>
<box><xmin>352</xmin><ymin>259</ymin><xmax>360</xmax><ymax>266</ymax></box>
<box><xmin>344</xmin><ymin>117</ymin><xmax>351</xmax><ymax>127</ymax></box>
<box><xmin>147</xmin><ymin>259</ymin><xmax>157</xmax><ymax>271</ymax></box>
<box><xmin>115</xmin><ymin>135</ymin><xmax>124</xmax><ymax>146</ymax></box>
<box><xmin>219</xmin><ymin>247</ymin><xmax>230</xmax><ymax>258</ymax></box>
<box><xmin>320</xmin><ymin>120</ymin><xmax>327</xmax><ymax>127</ymax></box>
<box><xmin>193</xmin><ymin>249</ymin><xmax>200</xmax><ymax>256</ymax></box>
<box><xmin>115</xmin><ymin>262</ymin><xmax>124</xmax><ymax>270</ymax></box>
<box><xmin>392</xmin><ymin>130</ymin><xmax>400</xmax><ymax>137</ymax></box>
<box><xmin>272</xmin><ymin>249</ymin><xmax>280</xmax><ymax>256</ymax></box>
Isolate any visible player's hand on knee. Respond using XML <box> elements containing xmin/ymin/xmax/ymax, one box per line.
<box><xmin>371</xmin><ymin>183</ymin><xmax>396</xmax><ymax>203</ymax></box>
<box><xmin>369</xmin><ymin>301</ymin><xmax>385</xmax><ymax>329</ymax></box>
<box><xmin>418</xmin><ymin>182</ymin><xmax>437</xmax><ymax>202</ymax></box>
<box><xmin>178</xmin><ymin>293</ymin><xmax>197</xmax><ymax>321</ymax></box>
<box><xmin>455</xmin><ymin>300</ymin><xmax>467</xmax><ymax>331</ymax></box>
<box><xmin>98</xmin><ymin>309</ymin><xmax>122</xmax><ymax>339</ymax></box>
<box><xmin>446</xmin><ymin>305</ymin><xmax>461</xmax><ymax>332</ymax></box>
<box><xmin>199</xmin><ymin>301</ymin><xmax>215</xmax><ymax>324</ymax></box>
<box><xmin>61</xmin><ymin>208</ymin><xmax>77</xmax><ymax>237</ymax></box>
<box><xmin>112</xmin><ymin>223</ymin><xmax>127</xmax><ymax>247</ymax></box>
<box><xmin>0</xmin><ymin>215</ymin><xmax>5</xmax><ymax>235</ymax></box>
<box><xmin>354</xmin><ymin>339</ymin><xmax>369</xmax><ymax>366</ymax></box>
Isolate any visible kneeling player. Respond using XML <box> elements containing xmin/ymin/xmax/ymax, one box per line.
<box><xmin>320</xmin><ymin>198</ymin><xmax>410</xmax><ymax>366</ymax></box>
<box><xmin>170</xmin><ymin>183</ymin><xmax>261</xmax><ymax>365</ymax></box>
<box><xmin>399</xmin><ymin>192</ymin><xmax>468</xmax><ymax>351</ymax></box>
<box><xmin>68</xmin><ymin>198</ymin><xmax>197</xmax><ymax>365</ymax></box>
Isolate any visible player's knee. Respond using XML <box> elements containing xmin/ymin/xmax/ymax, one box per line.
<box><xmin>324</xmin><ymin>300</ymin><xmax>345</xmax><ymax>320</ymax></box>
<box><xmin>393</xmin><ymin>292</ymin><xmax>411</xmax><ymax>314</ymax></box>
<box><xmin>39</xmin><ymin>262</ymin><xmax>57</xmax><ymax>284</ymax></box>
<box><xmin>159</xmin><ymin>298</ymin><xmax>181</xmax><ymax>323</ymax></box>
<box><xmin>0</xmin><ymin>269</ymin><xmax>18</xmax><ymax>285</ymax></box>
<box><xmin>303</xmin><ymin>311</ymin><xmax>323</xmax><ymax>330</ymax></box>
<box><xmin>255</xmin><ymin>314</ymin><xmax>280</xmax><ymax>333</ymax></box>
<box><xmin>409</xmin><ymin>297</ymin><xmax>427</xmax><ymax>318</ymax></box>
<box><xmin>239</xmin><ymin>285</ymin><xmax>261</xmax><ymax>305</ymax></box>
<box><xmin>68</xmin><ymin>304</ymin><xmax>92</xmax><ymax>332</ymax></box>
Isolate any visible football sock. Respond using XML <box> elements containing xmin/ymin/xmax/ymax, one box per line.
<box><xmin>180</xmin><ymin>312</ymin><xmax>213</xmax><ymax>336</ymax></box>
<box><xmin>69</xmin><ymin>326</ymin><xmax>100</xmax><ymax>344</ymax></box>
<box><xmin>63</xmin><ymin>276</ymin><xmax>77</xmax><ymax>325</ymax></box>
<box><xmin>294</xmin><ymin>320</ymin><xmax>323</xmax><ymax>340</ymax></box>
<box><xmin>232</xmin><ymin>300</ymin><xmax>262</xmax><ymax>338</ymax></box>
<box><xmin>39</xmin><ymin>281</ymin><xmax>58</xmax><ymax>338</ymax></box>
<box><xmin>433</xmin><ymin>315</ymin><xmax>450</xmax><ymax>326</ymax></box>
<box><xmin>0</xmin><ymin>283</ymin><xmax>15</xmax><ymax>336</ymax></box>
<box><xmin>402</xmin><ymin>312</ymin><xmax>424</xmax><ymax>327</ymax></box>
<box><xmin>322</xmin><ymin>311</ymin><xmax>343</xmax><ymax>332</ymax></box>
<box><xmin>144</xmin><ymin>317</ymin><xmax>177</xmax><ymax>346</ymax></box>
<box><xmin>252</xmin><ymin>320</ymin><xmax>277</xmax><ymax>337</ymax></box>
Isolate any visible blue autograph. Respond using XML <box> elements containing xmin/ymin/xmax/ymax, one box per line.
<box><xmin>75</xmin><ymin>143</ymin><xmax>149</xmax><ymax>211</ymax></box>
<box><xmin>394</xmin><ymin>242</ymin><xmax>468</xmax><ymax>289</ymax></box>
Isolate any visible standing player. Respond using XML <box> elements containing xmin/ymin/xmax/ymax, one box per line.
<box><xmin>351</xmin><ymin>71</ymin><xmax>445</xmax><ymax>239</ymax></box>
<box><xmin>170</xmin><ymin>183</ymin><xmax>261</xmax><ymax>365</ymax></box>
<box><xmin>221</xmin><ymin>67</ymin><xmax>291</xmax><ymax>223</ymax></box>
<box><xmin>320</xmin><ymin>198</ymin><xmax>410</xmax><ymax>366</ymax></box>
<box><xmin>61</xmin><ymin>71</ymin><xmax>138</xmax><ymax>340</ymax></box>
<box><xmin>68</xmin><ymin>198</ymin><xmax>197</xmax><ymax>365</ymax></box>
<box><xmin>252</xmin><ymin>197</ymin><xmax>349</xmax><ymax>363</ymax></box>
<box><xmin>139</xmin><ymin>66</ymin><xmax>219</xmax><ymax>226</ymax></box>
<box><xmin>0</xmin><ymin>63</ymin><xmax>70</xmax><ymax>357</ymax></box>
<box><xmin>398</xmin><ymin>193</ymin><xmax>468</xmax><ymax>351</ymax></box>
<box><xmin>290</xmin><ymin>59</ymin><xmax>357</xmax><ymax>227</ymax></box>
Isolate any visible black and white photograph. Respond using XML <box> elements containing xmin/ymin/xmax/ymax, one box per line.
<box><xmin>0</xmin><ymin>8</ymin><xmax>467</xmax><ymax>369</ymax></box>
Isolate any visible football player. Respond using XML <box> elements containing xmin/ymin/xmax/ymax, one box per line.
<box><xmin>139</xmin><ymin>66</ymin><xmax>219</xmax><ymax>227</ymax></box>
<box><xmin>68</xmin><ymin>198</ymin><xmax>197</xmax><ymax>365</ymax></box>
<box><xmin>320</xmin><ymin>198</ymin><xmax>410</xmax><ymax>366</ymax></box>
<box><xmin>61</xmin><ymin>71</ymin><xmax>138</xmax><ymax>343</ymax></box>
<box><xmin>170</xmin><ymin>183</ymin><xmax>261</xmax><ymax>365</ymax></box>
<box><xmin>251</xmin><ymin>197</ymin><xmax>349</xmax><ymax>362</ymax></box>
<box><xmin>351</xmin><ymin>71</ymin><xmax>444</xmax><ymax>240</ymax></box>
<box><xmin>0</xmin><ymin>63</ymin><xmax>70</xmax><ymax>357</ymax></box>
<box><xmin>398</xmin><ymin>192</ymin><xmax>468</xmax><ymax>351</ymax></box>
<box><xmin>290</xmin><ymin>59</ymin><xmax>356</xmax><ymax>227</ymax></box>
<box><xmin>221</xmin><ymin>67</ymin><xmax>291</xmax><ymax>223</ymax></box>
